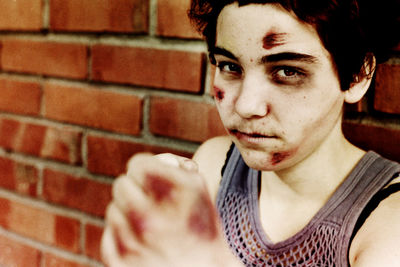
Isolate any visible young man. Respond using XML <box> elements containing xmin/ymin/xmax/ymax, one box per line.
<box><xmin>101</xmin><ymin>1</ymin><xmax>400</xmax><ymax>266</ymax></box>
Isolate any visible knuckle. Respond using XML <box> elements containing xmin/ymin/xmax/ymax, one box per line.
<box><xmin>126</xmin><ymin>153</ymin><xmax>154</xmax><ymax>172</ymax></box>
<box><xmin>142</xmin><ymin>172</ymin><xmax>177</xmax><ymax>204</ymax></box>
<box><xmin>105</xmin><ymin>202</ymin><xmax>119</xmax><ymax>223</ymax></box>
<box><xmin>112</xmin><ymin>175</ymin><xmax>129</xmax><ymax>198</ymax></box>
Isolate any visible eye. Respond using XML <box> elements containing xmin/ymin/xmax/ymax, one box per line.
<box><xmin>271</xmin><ymin>66</ymin><xmax>307</xmax><ymax>84</ymax></box>
<box><xmin>278</xmin><ymin>68</ymin><xmax>297</xmax><ymax>77</ymax></box>
<box><xmin>217</xmin><ymin>62</ymin><xmax>242</xmax><ymax>77</ymax></box>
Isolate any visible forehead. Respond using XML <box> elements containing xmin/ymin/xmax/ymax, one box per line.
<box><xmin>216</xmin><ymin>3</ymin><xmax>326</xmax><ymax>57</ymax></box>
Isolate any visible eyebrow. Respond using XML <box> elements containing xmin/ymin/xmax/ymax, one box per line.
<box><xmin>209</xmin><ymin>47</ymin><xmax>238</xmax><ymax>63</ymax></box>
<box><xmin>260</xmin><ymin>52</ymin><xmax>319</xmax><ymax>64</ymax></box>
<box><xmin>210</xmin><ymin>46</ymin><xmax>319</xmax><ymax>65</ymax></box>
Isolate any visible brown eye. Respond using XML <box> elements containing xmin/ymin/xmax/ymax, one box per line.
<box><xmin>284</xmin><ymin>68</ymin><xmax>296</xmax><ymax>76</ymax></box>
<box><xmin>217</xmin><ymin>62</ymin><xmax>242</xmax><ymax>76</ymax></box>
<box><xmin>278</xmin><ymin>67</ymin><xmax>297</xmax><ymax>77</ymax></box>
<box><xmin>271</xmin><ymin>66</ymin><xmax>307</xmax><ymax>85</ymax></box>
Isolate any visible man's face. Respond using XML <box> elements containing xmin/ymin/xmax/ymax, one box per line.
<box><xmin>213</xmin><ymin>3</ymin><xmax>346</xmax><ymax>171</ymax></box>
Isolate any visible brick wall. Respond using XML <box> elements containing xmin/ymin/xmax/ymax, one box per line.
<box><xmin>0</xmin><ymin>0</ymin><xmax>398</xmax><ymax>266</ymax></box>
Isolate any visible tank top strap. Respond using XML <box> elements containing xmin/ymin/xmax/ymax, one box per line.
<box><xmin>217</xmin><ymin>145</ymin><xmax>256</xmax><ymax>211</ymax></box>
<box><xmin>329</xmin><ymin>151</ymin><xmax>400</xmax><ymax>265</ymax></box>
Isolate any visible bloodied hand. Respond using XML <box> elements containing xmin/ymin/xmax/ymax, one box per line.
<box><xmin>101</xmin><ymin>153</ymin><xmax>242</xmax><ymax>267</ymax></box>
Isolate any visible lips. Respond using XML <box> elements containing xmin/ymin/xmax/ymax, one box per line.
<box><xmin>228</xmin><ymin>129</ymin><xmax>278</xmax><ymax>143</ymax></box>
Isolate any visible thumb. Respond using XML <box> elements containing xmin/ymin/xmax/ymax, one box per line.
<box><xmin>156</xmin><ymin>153</ymin><xmax>198</xmax><ymax>172</ymax></box>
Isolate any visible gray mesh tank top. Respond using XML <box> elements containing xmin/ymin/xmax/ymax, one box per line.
<box><xmin>217</xmin><ymin>146</ymin><xmax>400</xmax><ymax>266</ymax></box>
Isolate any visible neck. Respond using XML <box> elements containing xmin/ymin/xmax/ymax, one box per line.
<box><xmin>262</xmin><ymin>121</ymin><xmax>365</xmax><ymax>202</ymax></box>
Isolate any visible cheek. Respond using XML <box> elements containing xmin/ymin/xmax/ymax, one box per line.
<box><xmin>213</xmin><ymin>86</ymin><xmax>225</xmax><ymax>102</ymax></box>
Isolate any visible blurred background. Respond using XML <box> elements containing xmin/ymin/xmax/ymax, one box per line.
<box><xmin>0</xmin><ymin>0</ymin><xmax>398</xmax><ymax>266</ymax></box>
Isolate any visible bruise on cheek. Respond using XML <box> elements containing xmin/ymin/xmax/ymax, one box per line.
<box><xmin>187</xmin><ymin>191</ymin><xmax>218</xmax><ymax>241</ymax></box>
<box><xmin>271</xmin><ymin>151</ymin><xmax>292</xmax><ymax>165</ymax></box>
<box><xmin>263</xmin><ymin>31</ymin><xmax>287</xmax><ymax>50</ymax></box>
<box><xmin>213</xmin><ymin>86</ymin><xmax>225</xmax><ymax>102</ymax></box>
<box><xmin>143</xmin><ymin>173</ymin><xmax>175</xmax><ymax>203</ymax></box>
<box><xmin>128</xmin><ymin>209</ymin><xmax>147</xmax><ymax>242</ymax></box>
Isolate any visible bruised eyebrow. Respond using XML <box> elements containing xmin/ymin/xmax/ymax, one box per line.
<box><xmin>260</xmin><ymin>52</ymin><xmax>319</xmax><ymax>64</ymax></box>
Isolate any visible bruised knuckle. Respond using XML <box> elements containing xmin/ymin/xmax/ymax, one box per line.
<box><xmin>126</xmin><ymin>208</ymin><xmax>148</xmax><ymax>242</ymax></box>
<box><xmin>187</xmin><ymin>191</ymin><xmax>219</xmax><ymax>241</ymax></box>
<box><xmin>142</xmin><ymin>172</ymin><xmax>178</xmax><ymax>204</ymax></box>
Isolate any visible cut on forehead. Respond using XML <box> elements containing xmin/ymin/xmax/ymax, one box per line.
<box><xmin>263</xmin><ymin>30</ymin><xmax>288</xmax><ymax>49</ymax></box>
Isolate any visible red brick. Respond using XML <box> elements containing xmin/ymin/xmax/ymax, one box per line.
<box><xmin>0</xmin><ymin>156</ymin><xmax>38</xmax><ymax>196</ymax></box>
<box><xmin>0</xmin><ymin>197</ymin><xmax>80</xmax><ymax>252</ymax></box>
<box><xmin>43</xmin><ymin>169</ymin><xmax>112</xmax><ymax>217</ymax></box>
<box><xmin>44</xmin><ymin>82</ymin><xmax>142</xmax><ymax>135</ymax></box>
<box><xmin>0</xmin><ymin>117</ymin><xmax>82</xmax><ymax>164</ymax></box>
<box><xmin>343</xmin><ymin>122</ymin><xmax>400</xmax><ymax>162</ymax></box>
<box><xmin>0</xmin><ymin>0</ymin><xmax>42</xmax><ymax>31</ymax></box>
<box><xmin>374</xmin><ymin>64</ymin><xmax>400</xmax><ymax>114</ymax></box>
<box><xmin>91</xmin><ymin>45</ymin><xmax>205</xmax><ymax>93</ymax></box>
<box><xmin>85</xmin><ymin>224</ymin><xmax>104</xmax><ymax>261</ymax></box>
<box><xmin>157</xmin><ymin>0</ymin><xmax>201</xmax><ymax>39</ymax></box>
<box><xmin>0</xmin><ymin>198</ymin><xmax>11</xmax><ymax>228</ymax></box>
<box><xmin>149</xmin><ymin>97</ymin><xmax>226</xmax><ymax>142</ymax></box>
<box><xmin>1</xmin><ymin>39</ymin><xmax>88</xmax><ymax>79</ymax></box>
<box><xmin>0</xmin><ymin>233</ymin><xmax>41</xmax><ymax>267</ymax></box>
<box><xmin>54</xmin><ymin>216</ymin><xmax>81</xmax><ymax>253</ymax></box>
<box><xmin>87</xmin><ymin>135</ymin><xmax>193</xmax><ymax>176</ymax></box>
<box><xmin>50</xmin><ymin>0</ymin><xmax>148</xmax><ymax>33</ymax></box>
<box><xmin>40</xmin><ymin>126</ymin><xmax>82</xmax><ymax>164</ymax></box>
<box><xmin>44</xmin><ymin>253</ymin><xmax>91</xmax><ymax>267</ymax></box>
<box><xmin>0</xmin><ymin>78</ymin><xmax>41</xmax><ymax>115</ymax></box>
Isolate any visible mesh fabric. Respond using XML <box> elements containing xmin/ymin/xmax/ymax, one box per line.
<box><xmin>220</xmin><ymin>191</ymin><xmax>338</xmax><ymax>267</ymax></box>
<box><xmin>218</xmin><ymin>147</ymin><xmax>400</xmax><ymax>266</ymax></box>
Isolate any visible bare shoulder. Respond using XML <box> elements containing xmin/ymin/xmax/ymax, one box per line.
<box><xmin>192</xmin><ymin>136</ymin><xmax>232</xmax><ymax>201</ymax></box>
<box><xmin>349</xmin><ymin>179</ymin><xmax>400</xmax><ymax>266</ymax></box>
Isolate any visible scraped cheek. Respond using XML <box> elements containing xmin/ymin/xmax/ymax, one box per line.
<box><xmin>213</xmin><ymin>86</ymin><xmax>225</xmax><ymax>102</ymax></box>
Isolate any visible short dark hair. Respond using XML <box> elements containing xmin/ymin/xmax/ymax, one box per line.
<box><xmin>188</xmin><ymin>0</ymin><xmax>400</xmax><ymax>90</ymax></box>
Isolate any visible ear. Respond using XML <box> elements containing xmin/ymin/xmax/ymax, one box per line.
<box><xmin>344</xmin><ymin>54</ymin><xmax>376</xmax><ymax>104</ymax></box>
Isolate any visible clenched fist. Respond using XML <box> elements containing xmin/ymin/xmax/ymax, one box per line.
<box><xmin>101</xmin><ymin>153</ymin><xmax>242</xmax><ymax>267</ymax></box>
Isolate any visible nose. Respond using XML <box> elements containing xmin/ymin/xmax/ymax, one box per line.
<box><xmin>234</xmin><ymin>72</ymin><xmax>269</xmax><ymax>118</ymax></box>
